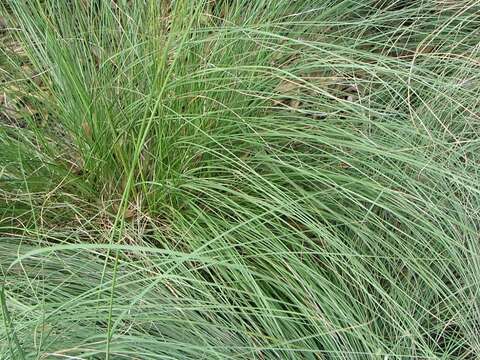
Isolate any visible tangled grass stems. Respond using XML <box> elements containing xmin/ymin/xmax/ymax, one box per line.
<box><xmin>1</xmin><ymin>0</ymin><xmax>480</xmax><ymax>359</ymax></box>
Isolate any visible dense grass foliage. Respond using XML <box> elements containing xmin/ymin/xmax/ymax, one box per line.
<box><xmin>1</xmin><ymin>0</ymin><xmax>480</xmax><ymax>358</ymax></box>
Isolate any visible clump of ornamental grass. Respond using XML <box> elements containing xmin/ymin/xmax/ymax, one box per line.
<box><xmin>1</xmin><ymin>0</ymin><xmax>480</xmax><ymax>359</ymax></box>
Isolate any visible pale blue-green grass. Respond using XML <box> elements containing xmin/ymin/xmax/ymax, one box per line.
<box><xmin>1</xmin><ymin>1</ymin><xmax>480</xmax><ymax>359</ymax></box>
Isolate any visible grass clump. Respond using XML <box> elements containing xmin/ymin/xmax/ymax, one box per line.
<box><xmin>1</xmin><ymin>0</ymin><xmax>480</xmax><ymax>359</ymax></box>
